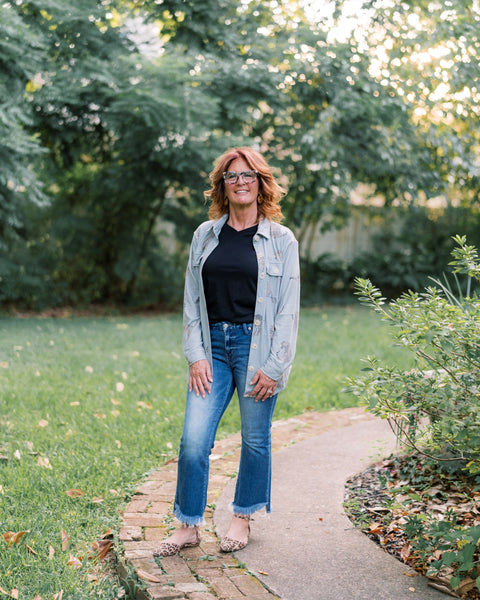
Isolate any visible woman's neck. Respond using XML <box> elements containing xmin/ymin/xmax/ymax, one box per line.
<box><xmin>227</xmin><ymin>207</ymin><xmax>259</xmax><ymax>231</ymax></box>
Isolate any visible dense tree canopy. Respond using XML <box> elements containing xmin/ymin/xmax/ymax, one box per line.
<box><xmin>1</xmin><ymin>0</ymin><xmax>479</xmax><ymax>308</ymax></box>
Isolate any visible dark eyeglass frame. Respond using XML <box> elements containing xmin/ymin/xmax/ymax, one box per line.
<box><xmin>222</xmin><ymin>170</ymin><xmax>259</xmax><ymax>185</ymax></box>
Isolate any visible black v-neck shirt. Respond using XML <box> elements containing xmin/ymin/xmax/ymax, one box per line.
<box><xmin>202</xmin><ymin>223</ymin><xmax>258</xmax><ymax>324</ymax></box>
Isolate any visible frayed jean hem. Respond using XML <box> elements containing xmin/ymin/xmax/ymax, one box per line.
<box><xmin>173</xmin><ymin>503</ymin><xmax>206</xmax><ymax>527</ymax></box>
<box><xmin>230</xmin><ymin>501</ymin><xmax>271</xmax><ymax>516</ymax></box>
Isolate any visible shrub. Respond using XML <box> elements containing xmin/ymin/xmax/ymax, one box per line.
<box><xmin>348</xmin><ymin>235</ymin><xmax>480</xmax><ymax>473</ymax></box>
<box><xmin>347</xmin><ymin>235</ymin><xmax>480</xmax><ymax>595</ymax></box>
<box><xmin>351</xmin><ymin>206</ymin><xmax>480</xmax><ymax>297</ymax></box>
<box><xmin>300</xmin><ymin>252</ymin><xmax>351</xmax><ymax>305</ymax></box>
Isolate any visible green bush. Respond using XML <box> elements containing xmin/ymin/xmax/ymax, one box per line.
<box><xmin>351</xmin><ymin>206</ymin><xmax>480</xmax><ymax>297</ymax></box>
<box><xmin>348</xmin><ymin>235</ymin><xmax>480</xmax><ymax>472</ymax></box>
<box><xmin>348</xmin><ymin>235</ymin><xmax>480</xmax><ymax>594</ymax></box>
<box><xmin>300</xmin><ymin>253</ymin><xmax>351</xmax><ymax>305</ymax></box>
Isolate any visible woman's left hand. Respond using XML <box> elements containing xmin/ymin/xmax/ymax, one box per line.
<box><xmin>250</xmin><ymin>369</ymin><xmax>277</xmax><ymax>402</ymax></box>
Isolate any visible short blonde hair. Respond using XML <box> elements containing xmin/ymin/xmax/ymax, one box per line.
<box><xmin>204</xmin><ymin>147</ymin><xmax>285</xmax><ymax>222</ymax></box>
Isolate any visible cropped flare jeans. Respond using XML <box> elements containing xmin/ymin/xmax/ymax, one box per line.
<box><xmin>174</xmin><ymin>322</ymin><xmax>278</xmax><ymax>526</ymax></box>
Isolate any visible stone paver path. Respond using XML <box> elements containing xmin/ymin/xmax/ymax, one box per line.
<box><xmin>116</xmin><ymin>407</ymin><xmax>375</xmax><ymax>600</ymax></box>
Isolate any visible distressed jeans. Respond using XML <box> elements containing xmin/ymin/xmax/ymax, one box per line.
<box><xmin>173</xmin><ymin>321</ymin><xmax>278</xmax><ymax>526</ymax></box>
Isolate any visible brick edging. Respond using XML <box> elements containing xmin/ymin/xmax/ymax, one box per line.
<box><xmin>116</xmin><ymin>407</ymin><xmax>373</xmax><ymax>600</ymax></box>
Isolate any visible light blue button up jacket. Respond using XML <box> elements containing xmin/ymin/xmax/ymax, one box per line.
<box><xmin>183</xmin><ymin>214</ymin><xmax>300</xmax><ymax>396</ymax></box>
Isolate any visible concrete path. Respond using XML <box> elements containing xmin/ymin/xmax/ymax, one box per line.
<box><xmin>214</xmin><ymin>418</ymin><xmax>446</xmax><ymax>600</ymax></box>
<box><xmin>118</xmin><ymin>408</ymin><xmax>447</xmax><ymax>600</ymax></box>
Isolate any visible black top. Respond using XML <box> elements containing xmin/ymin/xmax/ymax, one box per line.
<box><xmin>202</xmin><ymin>222</ymin><xmax>258</xmax><ymax>324</ymax></box>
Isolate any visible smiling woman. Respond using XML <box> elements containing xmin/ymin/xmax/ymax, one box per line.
<box><xmin>153</xmin><ymin>147</ymin><xmax>301</xmax><ymax>557</ymax></box>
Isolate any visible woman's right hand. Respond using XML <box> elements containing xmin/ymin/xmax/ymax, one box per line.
<box><xmin>188</xmin><ymin>359</ymin><xmax>213</xmax><ymax>398</ymax></box>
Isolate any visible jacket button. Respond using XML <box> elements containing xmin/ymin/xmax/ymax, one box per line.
<box><xmin>260</xmin><ymin>272</ymin><xmax>265</xmax><ymax>279</ymax></box>
<box><xmin>248</xmin><ymin>365</ymin><xmax>254</xmax><ymax>371</ymax></box>
<box><xmin>258</xmin><ymin>297</ymin><xmax>264</xmax><ymax>303</ymax></box>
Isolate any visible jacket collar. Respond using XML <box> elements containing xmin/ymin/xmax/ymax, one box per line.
<box><xmin>210</xmin><ymin>214</ymin><xmax>270</xmax><ymax>239</ymax></box>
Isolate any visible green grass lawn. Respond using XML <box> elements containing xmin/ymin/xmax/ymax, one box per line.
<box><xmin>0</xmin><ymin>306</ymin><xmax>411</xmax><ymax>598</ymax></box>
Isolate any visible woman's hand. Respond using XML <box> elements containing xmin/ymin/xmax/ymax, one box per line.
<box><xmin>188</xmin><ymin>359</ymin><xmax>213</xmax><ymax>398</ymax></box>
<box><xmin>250</xmin><ymin>369</ymin><xmax>277</xmax><ymax>402</ymax></box>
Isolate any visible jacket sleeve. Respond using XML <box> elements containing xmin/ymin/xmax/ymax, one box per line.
<box><xmin>260</xmin><ymin>234</ymin><xmax>300</xmax><ymax>382</ymax></box>
<box><xmin>182</xmin><ymin>230</ymin><xmax>208</xmax><ymax>366</ymax></box>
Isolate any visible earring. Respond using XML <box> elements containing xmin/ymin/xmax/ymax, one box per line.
<box><xmin>224</xmin><ymin>197</ymin><xmax>229</xmax><ymax>206</ymax></box>
<box><xmin>257</xmin><ymin>194</ymin><xmax>264</xmax><ymax>204</ymax></box>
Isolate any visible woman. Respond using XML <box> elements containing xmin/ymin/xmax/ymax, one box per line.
<box><xmin>154</xmin><ymin>147</ymin><xmax>300</xmax><ymax>557</ymax></box>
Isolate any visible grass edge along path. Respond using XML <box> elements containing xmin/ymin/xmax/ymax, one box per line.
<box><xmin>117</xmin><ymin>406</ymin><xmax>375</xmax><ymax>600</ymax></box>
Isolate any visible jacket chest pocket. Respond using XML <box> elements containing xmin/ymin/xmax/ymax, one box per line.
<box><xmin>264</xmin><ymin>261</ymin><xmax>283</xmax><ymax>300</ymax></box>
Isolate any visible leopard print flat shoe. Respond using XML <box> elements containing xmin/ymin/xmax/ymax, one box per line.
<box><xmin>219</xmin><ymin>514</ymin><xmax>250</xmax><ymax>553</ymax></box>
<box><xmin>153</xmin><ymin>528</ymin><xmax>201</xmax><ymax>558</ymax></box>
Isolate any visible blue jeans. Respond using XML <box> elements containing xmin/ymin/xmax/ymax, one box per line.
<box><xmin>174</xmin><ymin>322</ymin><xmax>278</xmax><ymax>526</ymax></box>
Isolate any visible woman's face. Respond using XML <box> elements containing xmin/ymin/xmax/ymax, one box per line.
<box><xmin>224</xmin><ymin>158</ymin><xmax>259</xmax><ymax>211</ymax></box>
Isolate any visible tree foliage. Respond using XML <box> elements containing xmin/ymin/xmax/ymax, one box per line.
<box><xmin>1</xmin><ymin>0</ymin><xmax>480</xmax><ymax>308</ymax></box>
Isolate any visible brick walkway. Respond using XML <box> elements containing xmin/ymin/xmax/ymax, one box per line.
<box><xmin>116</xmin><ymin>407</ymin><xmax>374</xmax><ymax>600</ymax></box>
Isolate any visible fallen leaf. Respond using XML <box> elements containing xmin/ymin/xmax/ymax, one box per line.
<box><xmin>37</xmin><ymin>456</ymin><xmax>52</xmax><ymax>469</ymax></box>
<box><xmin>10</xmin><ymin>590</ymin><xmax>18</xmax><ymax>599</ymax></box>
<box><xmin>0</xmin><ymin>362</ymin><xmax>8</xmax><ymax>368</ymax></box>
<box><xmin>404</xmin><ymin>572</ymin><xmax>418</xmax><ymax>577</ymax></box>
<box><xmin>0</xmin><ymin>587</ymin><xmax>9</xmax><ymax>595</ymax></box>
<box><xmin>49</xmin><ymin>544</ymin><xmax>55</xmax><ymax>559</ymax></box>
<box><xmin>111</xmin><ymin>398</ymin><xmax>121</xmax><ymax>405</ymax></box>
<box><xmin>400</xmin><ymin>542</ymin><xmax>412</xmax><ymax>560</ymax></box>
<box><xmin>115</xmin><ymin>440</ymin><xmax>121</xmax><ymax>449</ymax></box>
<box><xmin>65</xmin><ymin>489</ymin><xmax>84</xmax><ymax>498</ymax></box>
<box><xmin>70</xmin><ymin>402</ymin><xmax>80</xmax><ymax>406</ymax></box>
<box><xmin>13</xmin><ymin>450</ymin><xmax>21</xmax><ymax>460</ymax></box>
<box><xmin>67</xmin><ymin>554</ymin><xmax>82</xmax><ymax>569</ymax></box>
<box><xmin>258</xmin><ymin>570</ymin><xmax>269</xmax><ymax>576</ymax></box>
<box><xmin>26</xmin><ymin>545</ymin><xmax>38</xmax><ymax>555</ymax></box>
<box><xmin>91</xmin><ymin>539</ymin><xmax>113</xmax><ymax>562</ymax></box>
<box><xmin>115</xmin><ymin>382</ymin><xmax>124</xmax><ymax>392</ymax></box>
<box><xmin>3</xmin><ymin>530</ymin><xmax>29</xmax><ymax>548</ymax></box>
<box><xmin>53</xmin><ymin>591</ymin><xmax>63</xmax><ymax>600</ymax></box>
<box><xmin>455</xmin><ymin>577</ymin><xmax>477</xmax><ymax>594</ymax></box>
<box><xmin>85</xmin><ymin>366</ymin><xmax>93</xmax><ymax>373</ymax></box>
<box><xmin>111</xmin><ymin>410</ymin><xmax>120</xmax><ymax>418</ymax></box>
<box><xmin>369</xmin><ymin>522</ymin><xmax>384</xmax><ymax>535</ymax></box>
<box><xmin>137</xmin><ymin>569</ymin><xmax>163</xmax><ymax>583</ymax></box>
<box><xmin>38</xmin><ymin>419</ymin><xmax>48</xmax><ymax>428</ymax></box>
<box><xmin>408</xmin><ymin>587</ymin><xmax>415</xmax><ymax>592</ymax></box>
<box><xmin>33</xmin><ymin>595</ymin><xmax>43</xmax><ymax>600</ymax></box>
<box><xmin>91</xmin><ymin>497</ymin><xmax>104</xmax><ymax>504</ymax></box>
<box><xmin>137</xmin><ymin>401</ymin><xmax>152</xmax><ymax>410</ymax></box>
<box><xmin>102</xmin><ymin>528</ymin><xmax>113</xmax><ymax>538</ymax></box>
<box><xmin>61</xmin><ymin>530</ymin><xmax>70</xmax><ymax>551</ymax></box>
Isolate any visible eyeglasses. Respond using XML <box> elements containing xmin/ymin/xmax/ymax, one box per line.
<box><xmin>222</xmin><ymin>170</ymin><xmax>258</xmax><ymax>185</ymax></box>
